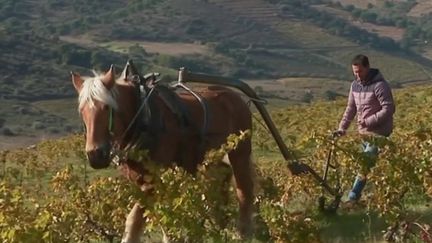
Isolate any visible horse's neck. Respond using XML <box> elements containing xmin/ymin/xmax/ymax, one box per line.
<box><xmin>114</xmin><ymin>85</ymin><xmax>142</xmax><ymax>146</ymax></box>
<box><xmin>116</xmin><ymin>84</ymin><xmax>159</xmax><ymax>151</ymax></box>
<box><xmin>117</xmin><ymin>84</ymin><xmax>140</xmax><ymax>113</ymax></box>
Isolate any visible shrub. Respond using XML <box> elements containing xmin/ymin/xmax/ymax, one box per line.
<box><xmin>32</xmin><ymin>122</ymin><xmax>46</xmax><ymax>130</ymax></box>
<box><xmin>48</xmin><ymin>127</ymin><xmax>60</xmax><ymax>134</ymax></box>
<box><xmin>1</xmin><ymin>127</ymin><xmax>14</xmax><ymax>136</ymax></box>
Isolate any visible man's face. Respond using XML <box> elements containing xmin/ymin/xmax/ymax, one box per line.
<box><xmin>352</xmin><ymin>64</ymin><xmax>369</xmax><ymax>81</ymax></box>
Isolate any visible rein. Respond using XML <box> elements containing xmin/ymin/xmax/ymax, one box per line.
<box><xmin>118</xmin><ymin>87</ymin><xmax>155</xmax><ymax>143</ymax></box>
<box><xmin>109</xmin><ymin>84</ymin><xmax>156</xmax><ymax>165</ymax></box>
<box><xmin>108</xmin><ymin>106</ymin><xmax>114</xmax><ymax>136</ymax></box>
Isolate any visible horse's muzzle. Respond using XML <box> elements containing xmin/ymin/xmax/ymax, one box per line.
<box><xmin>86</xmin><ymin>144</ymin><xmax>111</xmax><ymax>169</ymax></box>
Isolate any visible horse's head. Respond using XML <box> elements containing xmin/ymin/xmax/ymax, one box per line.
<box><xmin>71</xmin><ymin>66</ymin><xmax>118</xmax><ymax>168</ymax></box>
<box><xmin>71</xmin><ymin>65</ymin><xmax>136</xmax><ymax>169</ymax></box>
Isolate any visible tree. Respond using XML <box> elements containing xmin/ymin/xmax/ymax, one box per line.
<box><xmin>360</xmin><ymin>11</ymin><xmax>378</xmax><ymax>23</ymax></box>
<box><xmin>62</xmin><ymin>49</ymin><xmax>91</xmax><ymax>67</ymax></box>
<box><xmin>384</xmin><ymin>1</ymin><xmax>394</xmax><ymax>8</ymax></box>
<box><xmin>345</xmin><ymin>4</ymin><xmax>355</xmax><ymax>12</ymax></box>
<box><xmin>302</xmin><ymin>90</ymin><xmax>313</xmax><ymax>103</ymax></box>
<box><xmin>325</xmin><ymin>90</ymin><xmax>338</xmax><ymax>101</ymax></box>
<box><xmin>0</xmin><ymin>118</ymin><xmax>5</xmax><ymax>128</ymax></box>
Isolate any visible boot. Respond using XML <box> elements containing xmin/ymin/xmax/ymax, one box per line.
<box><xmin>348</xmin><ymin>175</ymin><xmax>366</xmax><ymax>201</ymax></box>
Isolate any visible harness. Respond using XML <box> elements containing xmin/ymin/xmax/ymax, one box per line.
<box><xmin>109</xmin><ymin>73</ymin><xmax>209</xmax><ymax>166</ymax></box>
<box><xmin>172</xmin><ymin>82</ymin><xmax>209</xmax><ymax>141</ymax></box>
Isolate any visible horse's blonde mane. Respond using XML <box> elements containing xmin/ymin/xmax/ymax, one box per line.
<box><xmin>78</xmin><ymin>71</ymin><xmax>119</xmax><ymax>111</ymax></box>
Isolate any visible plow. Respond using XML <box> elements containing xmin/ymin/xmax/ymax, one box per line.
<box><xmin>129</xmin><ymin>61</ymin><xmax>343</xmax><ymax>213</ymax></box>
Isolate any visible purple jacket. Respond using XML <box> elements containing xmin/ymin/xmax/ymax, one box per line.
<box><xmin>339</xmin><ymin>69</ymin><xmax>395</xmax><ymax>137</ymax></box>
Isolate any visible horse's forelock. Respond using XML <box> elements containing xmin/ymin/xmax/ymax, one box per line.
<box><xmin>78</xmin><ymin>73</ymin><xmax>119</xmax><ymax>111</ymax></box>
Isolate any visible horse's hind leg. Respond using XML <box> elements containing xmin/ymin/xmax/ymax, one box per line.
<box><xmin>122</xmin><ymin>203</ymin><xmax>144</xmax><ymax>243</ymax></box>
<box><xmin>208</xmin><ymin>155</ymin><xmax>233</xmax><ymax>229</ymax></box>
<box><xmin>228</xmin><ymin>141</ymin><xmax>254</xmax><ymax>238</ymax></box>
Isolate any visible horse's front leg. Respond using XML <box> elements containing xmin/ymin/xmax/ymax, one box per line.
<box><xmin>121</xmin><ymin>203</ymin><xmax>145</xmax><ymax>243</ymax></box>
<box><xmin>118</xmin><ymin>162</ymin><xmax>156</xmax><ymax>243</ymax></box>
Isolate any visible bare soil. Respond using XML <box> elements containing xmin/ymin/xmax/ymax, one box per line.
<box><xmin>0</xmin><ymin>135</ymin><xmax>46</xmax><ymax>151</ymax></box>
<box><xmin>60</xmin><ymin>35</ymin><xmax>210</xmax><ymax>56</ymax></box>
<box><xmin>408</xmin><ymin>0</ymin><xmax>432</xmax><ymax>17</ymax></box>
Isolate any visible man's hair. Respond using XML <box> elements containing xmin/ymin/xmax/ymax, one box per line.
<box><xmin>351</xmin><ymin>54</ymin><xmax>370</xmax><ymax>67</ymax></box>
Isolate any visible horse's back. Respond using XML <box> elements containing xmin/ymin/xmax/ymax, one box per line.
<box><xmin>176</xmin><ymin>85</ymin><xmax>252</xmax><ymax>134</ymax></box>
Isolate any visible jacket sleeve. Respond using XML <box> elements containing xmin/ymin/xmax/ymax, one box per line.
<box><xmin>364</xmin><ymin>81</ymin><xmax>395</xmax><ymax>127</ymax></box>
<box><xmin>338</xmin><ymin>85</ymin><xmax>356</xmax><ymax>131</ymax></box>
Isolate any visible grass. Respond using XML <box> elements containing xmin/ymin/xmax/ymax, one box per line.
<box><xmin>320</xmin><ymin>212</ymin><xmax>388</xmax><ymax>243</ymax></box>
<box><xmin>321</xmin><ymin>206</ymin><xmax>432</xmax><ymax>243</ymax></box>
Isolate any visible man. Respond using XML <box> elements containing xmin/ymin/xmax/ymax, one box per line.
<box><xmin>336</xmin><ymin>54</ymin><xmax>395</xmax><ymax>203</ymax></box>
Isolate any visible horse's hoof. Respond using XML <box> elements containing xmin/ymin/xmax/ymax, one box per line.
<box><xmin>237</xmin><ymin>221</ymin><xmax>254</xmax><ymax>240</ymax></box>
<box><xmin>121</xmin><ymin>239</ymin><xmax>140</xmax><ymax>243</ymax></box>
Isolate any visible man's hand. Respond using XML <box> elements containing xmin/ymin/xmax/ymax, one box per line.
<box><xmin>333</xmin><ymin>129</ymin><xmax>346</xmax><ymax>137</ymax></box>
<box><xmin>359</xmin><ymin>119</ymin><xmax>366</xmax><ymax>127</ymax></box>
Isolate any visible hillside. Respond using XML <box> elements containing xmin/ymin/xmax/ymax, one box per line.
<box><xmin>2</xmin><ymin>0</ymin><xmax>432</xmax><ymax>141</ymax></box>
<box><xmin>330</xmin><ymin>0</ymin><xmax>432</xmax><ymax>57</ymax></box>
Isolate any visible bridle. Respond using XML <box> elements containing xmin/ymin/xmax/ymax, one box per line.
<box><xmin>108</xmin><ymin>106</ymin><xmax>114</xmax><ymax>136</ymax></box>
<box><xmin>81</xmin><ymin>69</ymin><xmax>171</xmax><ymax>167</ymax></box>
<box><xmin>107</xmin><ymin>74</ymin><xmax>158</xmax><ymax>166</ymax></box>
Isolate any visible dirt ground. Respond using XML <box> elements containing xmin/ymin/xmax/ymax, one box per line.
<box><xmin>408</xmin><ymin>0</ymin><xmax>432</xmax><ymax>17</ymax></box>
<box><xmin>60</xmin><ymin>35</ymin><xmax>210</xmax><ymax>56</ymax></box>
<box><xmin>0</xmin><ymin>134</ymin><xmax>63</xmax><ymax>151</ymax></box>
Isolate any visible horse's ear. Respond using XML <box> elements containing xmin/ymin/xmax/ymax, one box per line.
<box><xmin>101</xmin><ymin>65</ymin><xmax>116</xmax><ymax>89</ymax></box>
<box><xmin>121</xmin><ymin>60</ymin><xmax>140</xmax><ymax>83</ymax></box>
<box><xmin>71</xmin><ymin>71</ymin><xmax>84</xmax><ymax>92</ymax></box>
<box><xmin>120</xmin><ymin>62</ymin><xmax>131</xmax><ymax>81</ymax></box>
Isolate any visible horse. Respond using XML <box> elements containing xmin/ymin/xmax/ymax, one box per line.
<box><xmin>71</xmin><ymin>63</ymin><xmax>255</xmax><ymax>242</ymax></box>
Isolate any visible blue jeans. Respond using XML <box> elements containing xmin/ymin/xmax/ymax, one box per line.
<box><xmin>348</xmin><ymin>141</ymin><xmax>379</xmax><ymax>201</ymax></box>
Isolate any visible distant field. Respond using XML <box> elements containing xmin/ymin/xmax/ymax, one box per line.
<box><xmin>61</xmin><ymin>35</ymin><xmax>210</xmax><ymax>56</ymax></box>
<box><xmin>245</xmin><ymin>77</ymin><xmax>349</xmax><ymax>103</ymax></box>
<box><xmin>101</xmin><ymin>41</ymin><xmax>210</xmax><ymax>56</ymax></box>
<box><xmin>276</xmin><ymin>77</ymin><xmax>349</xmax><ymax>91</ymax></box>
<box><xmin>407</xmin><ymin>0</ymin><xmax>432</xmax><ymax>17</ymax></box>
<box><xmin>333</xmin><ymin>0</ymin><xmax>405</xmax><ymax>9</ymax></box>
<box><xmin>331</xmin><ymin>0</ymin><xmax>376</xmax><ymax>9</ymax></box>
<box><xmin>334</xmin><ymin>0</ymin><xmax>431</xmax><ymax>17</ymax></box>
<box><xmin>0</xmin><ymin>134</ymin><xmax>61</xmax><ymax>150</ymax></box>
<box><xmin>420</xmin><ymin>46</ymin><xmax>432</xmax><ymax>60</ymax></box>
<box><xmin>313</xmin><ymin>5</ymin><xmax>405</xmax><ymax>41</ymax></box>
<box><xmin>0</xmin><ymin>98</ymin><xmax>81</xmax><ymax>150</ymax></box>
<box><xmin>275</xmin><ymin>21</ymin><xmax>353</xmax><ymax>48</ymax></box>
<box><xmin>353</xmin><ymin>21</ymin><xmax>405</xmax><ymax>41</ymax></box>
<box><xmin>59</xmin><ymin>35</ymin><xmax>97</xmax><ymax>47</ymax></box>
<box><xmin>32</xmin><ymin>98</ymin><xmax>80</xmax><ymax>123</ymax></box>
